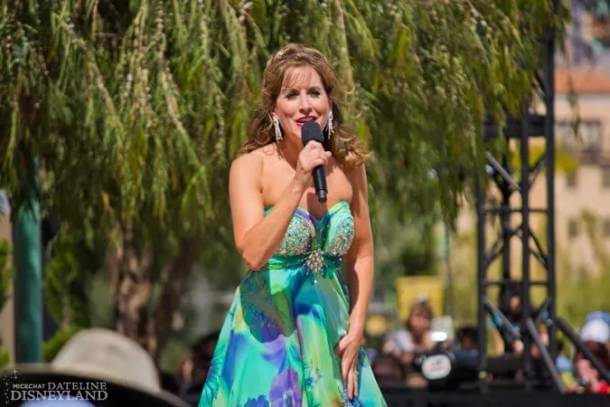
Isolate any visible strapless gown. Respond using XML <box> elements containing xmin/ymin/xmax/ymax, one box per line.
<box><xmin>199</xmin><ymin>200</ymin><xmax>386</xmax><ymax>406</ymax></box>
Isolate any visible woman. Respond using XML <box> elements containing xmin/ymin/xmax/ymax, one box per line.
<box><xmin>382</xmin><ymin>300</ymin><xmax>434</xmax><ymax>387</ymax></box>
<box><xmin>200</xmin><ymin>44</ymin><xmax>386</xmax><ymax>406</ymax></box>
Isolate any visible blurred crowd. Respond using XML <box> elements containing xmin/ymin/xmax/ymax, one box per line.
<box><xmin>160</xmin><ymin>298</ymin><xmax>610</xmax><ymax>403</ymax></box>
<box><xmin>365</xmin><ymin>293</ymin><xmax>610</xmax><ymax>396</ymax></box>
<box><xmin>3</xmin><ymin>302</ymin><xmax>607</xmax><ymax>406</ymax></box>
<box><xmin>370</xmin><ymin>299</ymin><xmax>479</xmax><ymax>390</ymax></box>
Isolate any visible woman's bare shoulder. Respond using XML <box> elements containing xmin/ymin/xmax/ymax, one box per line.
<box><xmin>343</xmin><ymin>161</ymin><xmax>367</xmax><ymax>183</ymax></box>
<box><xmin>232</xmin><ymin>144</ymin><xmax>277</xmax><ymax>167</ymax></box>
<box><xmin>232</xmin><ymin>145</ymin><xmax>275</xmax><ymax>170</ymax></box>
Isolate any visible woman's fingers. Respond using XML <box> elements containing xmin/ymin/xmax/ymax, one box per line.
<box><xmin>341</xmin><ymin>354</ymin><xmax>350</xmax><ymax>383</ymax></box>
<box><xmin>346</xmin><ymin>364</ymin><xmax>358</xmax><ymax>399</ymax></box>
<box><xmin>306</xmin><ymin>140</ymin><xmax>324</xmax><ymax>151</ymax></box>
<box><xmin>335</xmin><ymin>335</ymin><xmax>348</xmax><ymax>356</ymax></box>
<box><xmin>336</xmin><ymin>334</ymin><xmax>362</xmax><ymax>400</ymax></box>
<box><xmin>305</xmin><ymin>142</ymin><xmax>330</xmax><ymax>158</ymax></box>
<box><xmin>338</xmin><ymin>343</ymin><xmax>360</xmax><ymax>399</ymax></box>
<box><xmin>346</xmin><ymin>367</ymin><xmax>354</xmax><ymax>399</ymax></box>
<box><xmin>298</xmin><ymin>141</ymin><xmax>332</xmax><ymax>174</ymax></box>
<box><xmin>311</xmin><ymin>158</ymin><xmax>326</xmax><ymax>168</ymax></box>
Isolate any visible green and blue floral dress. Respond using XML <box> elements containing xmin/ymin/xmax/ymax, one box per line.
<box><xmin>199</xmin><ymin>201</ymin><xmax>386</xmax><ymax>406</ymax></box>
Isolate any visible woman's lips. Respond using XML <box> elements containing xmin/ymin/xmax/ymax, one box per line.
<box><xmin>295</xmin><ymin>117</ymin><xmax>317</xmax><ymax>127</ymax></box>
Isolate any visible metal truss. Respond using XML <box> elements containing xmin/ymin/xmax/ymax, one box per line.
<box><xmin>475</xmin><ymin>13</ymin><xmax>610</xmax><ymax>392</ymax></box>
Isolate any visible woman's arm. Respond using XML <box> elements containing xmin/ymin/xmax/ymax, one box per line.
<box><xmin>335</xmin><ymin>162</ymin><xmax>374</xmax><ymax>399</ymax></box>
<box><xmin>344</xmin><ymin>163</ymin><xmax>375</xmax><ymax>337</ymax></box>
<box><xmin>229</xmin><ymin>143</ymin><xmax>330</xmax><ymax>270</ymax></box>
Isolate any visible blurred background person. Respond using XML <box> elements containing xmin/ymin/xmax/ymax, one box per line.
<box><xmin>583</xmin><ymin>311</ymin><xmax>610</xmax><ymax>351</ymax></box>
<box><xmin>490</xmin><ymin>281</ymin><xmax>524</xmax><ymax>356</ymax></box>
<box><xmin>454</xmin><ymin>326</ymin><xmax>478</xmax><ymax>352</ymax></box>
<box><xmin>572</xmin><ymin>318</ymin><xmax>610</xmax><ymax>394</ymax></box>
<box><xmin>177</xmin><ymin>331</ymin><xmax>219</xmax><ymax>406</ymax></box>
<box><xmin>382</xmin><ymin>299</ymin><xmax>434</xmax><ymax>387</ymax></box>
<box><xmin>371</xmin><ymin>355</ymin><xmax>404</xmax><ymax>388</ymax></box>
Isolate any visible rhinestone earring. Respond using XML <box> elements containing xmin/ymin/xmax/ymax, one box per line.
<box><xmin>327</xmin><ymin>110</ymin><xmax>334</xmax><ymax>138</ymax></box>
<box><xmin>272</xmin><ymin>116</ymin><xmax>283</xmax><ymax>142</ymax></box>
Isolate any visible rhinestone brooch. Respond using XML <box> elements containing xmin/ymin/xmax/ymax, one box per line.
<box><xmin>305</xmin><ymin>249</ymin><xmax>325</xmax><ymax>276</ymax></box>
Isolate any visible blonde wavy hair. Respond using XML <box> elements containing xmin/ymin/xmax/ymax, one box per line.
<box><xmin>241</xmin><ymin>43</ymin><xmax>368</xmax><ymax>168</ymax></box>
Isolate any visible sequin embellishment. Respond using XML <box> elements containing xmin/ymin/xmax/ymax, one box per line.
<box><xmin>277</xmin><ymin>214</ymin><xmax>314</xmax><ymax>256</ymax></box>
<box><xmin>327</xmin><ymin>216</ymin><xmax>355</xmax><ymax>256</ymax></box>
<box><xmin>305</xmin><ymin>249</ymin><xmax>325</xmax><ymax>275</ymax></box>
<box><xmin>267</xmin><ymin>201</ymin><xmax>354</xmax><ymax>282</ymax></box>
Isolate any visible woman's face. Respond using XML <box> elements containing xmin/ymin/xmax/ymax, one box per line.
<box><xmin>273</xmin><ymin>65</ymin><xmax>331</xmax><ymax>142</ymax></box>
<box><xmin>408</xmin><ymin>311</ymin><xmax>431</xmax><ymax>337</ymax></box>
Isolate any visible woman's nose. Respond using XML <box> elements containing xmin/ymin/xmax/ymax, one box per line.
<box><xmin>298</xmin><ymin>93</ymin><xmax>312</xmax><ymax>112</ymax></box>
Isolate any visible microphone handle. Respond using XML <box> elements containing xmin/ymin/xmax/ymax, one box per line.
<box><xmin>313</xmin><ymin>165</ymin><xmax>327</xmax><ymax>203</ymax></box>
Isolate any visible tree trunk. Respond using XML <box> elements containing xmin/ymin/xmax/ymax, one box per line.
<box><xmin>111</xmin><ymin>225</ymin><xmax>154</xmax><ymax>352</ymax></box>
<box><xmin>151</xmin><ymin>237</ymin><xmax>199</xmax><ymax>360</ymax></box>
<box><xmin>110</xmin><ymin>231</ymin><xmax>198</xmax><ymax>359</ymax></box>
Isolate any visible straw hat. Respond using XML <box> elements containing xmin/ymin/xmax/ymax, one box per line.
<box><xmin>0</xmin><ymin>328</ymin><xmax>188</xmax><ymax>407</ymax></box>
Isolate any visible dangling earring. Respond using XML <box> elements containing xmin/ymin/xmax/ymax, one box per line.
<box><xmin>272</xmin><ymin>116</ymin><xmax>283</xmax><ymax>142</ymax></box>
<box><xmin>327</xmin><ymin>110</ymin><xmax>334</xmax><ymax>138</ymax></box>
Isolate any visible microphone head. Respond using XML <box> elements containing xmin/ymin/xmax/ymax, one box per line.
<box><xmin>301</xmin><ymin>121</ymin><xmax>324</xmax><ymax>145</ymax></box>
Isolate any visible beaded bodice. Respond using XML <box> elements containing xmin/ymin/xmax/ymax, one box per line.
<box><xmin>266</xmin><ymin>200</ymin><xmax>354</xmax><ymax>261</ymax></box>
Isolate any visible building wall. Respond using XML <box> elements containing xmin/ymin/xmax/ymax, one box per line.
<box><xmin>553</xmin><ymin>92</ymin><xmax>610</xmax><ymax>276</ymax></box>
<box><xmin>453</xmin><ymin>89</ymin><xmax>610</xmax><ymax>285</ymax></box>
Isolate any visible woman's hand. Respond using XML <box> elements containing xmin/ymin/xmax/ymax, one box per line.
<box><xmin>294</xmin><ymin>141</ymin><xmax>331</xmax><ymax>188</ymax></box>
<box><xmin>335</xmin><ymin>332</ymin><xmax>364</xmax><ymax>400</ymax></box>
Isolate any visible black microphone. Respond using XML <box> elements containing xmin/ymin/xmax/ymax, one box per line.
<box><xmin>301</xmin><ymin>121</ymin><xmax>328</xmax><ymax>203</ymax></box>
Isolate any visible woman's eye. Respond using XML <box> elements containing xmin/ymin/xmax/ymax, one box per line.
<box><xmin>286</xmin><ymin>92</ymin><xmax>298</xmax><ymax>99</ymax></box>
<box><xmin>309</xmin><ymin>90</ymin><xmax>321</xmax><ymax>97</ymax></box>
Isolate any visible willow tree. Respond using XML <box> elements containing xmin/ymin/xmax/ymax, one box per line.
<box><xmin>0</xmin><ymin>1</ymin><xmax>566</xmax><ymax>358</ymax></box>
